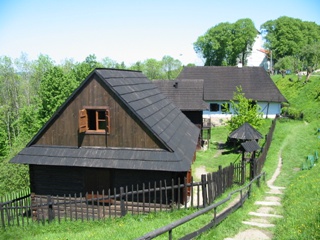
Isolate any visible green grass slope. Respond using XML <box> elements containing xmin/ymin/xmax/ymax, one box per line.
<box><xmin>272</xmin><ymin>74</ymin><xmax>320</xmax><ymax>122</ymax></box>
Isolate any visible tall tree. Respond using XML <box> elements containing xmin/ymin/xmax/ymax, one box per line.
<box><xmin>162</xmin><ymin>55</ymin><xmax>182</xmax><ymax>80</ymax></box>
<box><xmin>72</xmin><ymin>54</ymin><xmax>104</xmax><ymax>83</ymax></box>
<box><xmin>261</xmin><ymin>17</ymin><xmax>320</xmax><ymax>60</ymax></box>
<box><xmin>30</xmin><ymin>54</ymin><xmax>55</xmax><ymax>98</ymax></box>
<box><xmin>0</xmin><ymin>56</ymin><xmax>21</xmax><ymax>147</ymax></box>
<box><xmin>300</xmin><ymin>42</ymin><xmax>320</xmax><ymax>70</ymax></box>
<box><xmin>194</xmin><ymin>19</ymin><xmax>257</xmax><ymax>66</ymax></box>
<box><xmin>38</xmin><ymin>66</ymin><xmax>77</xmax><ymax>123</ymax></box>
<box><xmin>101</xmin><ymin>57</ymin><xmax>118</xmax><ymax>68</ymax></box>
<box><xmin>225</xmin><ymin>87</ymin><xmax>263</xmax><ymax>132</ymax></box>
<box><xmin>233</xmin><ymin>19</ymin><xmax>257</xmax><ymax>65</ymax></box>
<box><xmin>274</xmin><ymin>56</ymin><xmax>302</xmax><ymax>73</ymax></box>
<box><xmin>142</xmin><ymin>58</ymin><xmax>163</xmax><ymax>80</ymax></box>
<box><xmin>129</xmin><ymin>61</ymin><xmax>143</xmax><ymax>71</ymax></box>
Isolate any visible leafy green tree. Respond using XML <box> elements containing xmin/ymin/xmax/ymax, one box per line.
<box><xmin>162</xmin><ymin>55</ymin><xmax>182</xmax><ymax>80</ymax></box>
<box><xmin>261</xmin><ymin>17</ymin><xmax>320</xmax><ymax>60</ymax></box>
<box><xmin>0</xmin><ymin>56</ymin><xmax>21</xmax><ymax>147</ymax></box>
<box><xmin>101</xmin><ymin>57</ymin><xmax>118</xmax><ymax>68</ymax></box>
<box><xmin>142</xmin><ymin>58</ymin><xmax>163</xmax><ymax>80</ymax></box>
<box><xmin>233</xmin><ymin>19</ymin><xmax>257</xmax><ymax>65</ymax></box>
<box><xmin>194</xmin><ymin>19</ymin><xmax>257</xmax><ymax>66</ymax></box>
<box><xmin>225</xmin><ymin>87</ymin><xmax>263</xmax><ymax>132</ymax></box>
<box><xmin>300</xmin><ymin>42</ymin><xmax>320</xmax><ymax>70</ymax></box>
<box><xmin>129</xmin><ymin>61</ymin><xmax>143</xmax><ymax>71</ymax></box>
<box><xmin>274</xmin><ymin>56</ymin><xmax>302</xmax><ymax>73</ymax></box>
<box><xmin>38</xmin><ymin>66</ymin><xmax>77</xmax><ymax>123</ymax></box>
<box><xmin>0</xmin><ymin>125</ymin><xmax>9</xmax><ymax>157</ymax></box>
<box><xmin>72</xmin><ymin>54</ymin><xmax>104</xmax><ymax>83</ymax></box>
<box><xmin>30</xmin><ymin>54</ymin><xmax>55</xmax><ymax>97</ymax></box>
<box><xmin>194</xmin><ymin>22</ymin><xmax>233</xmax><ymax>66</ymax></box>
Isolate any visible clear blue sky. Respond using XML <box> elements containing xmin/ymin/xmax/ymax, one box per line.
<box><xmin>0</xmin><ymin>0</ymin><xmax>319</xmax><ymax>66</ymax></box>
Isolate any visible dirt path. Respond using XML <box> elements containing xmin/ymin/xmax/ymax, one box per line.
<box><xmin>224</xmin><ymin>156</ymin><xmax>285</xmax><ymax>240</ymax></box>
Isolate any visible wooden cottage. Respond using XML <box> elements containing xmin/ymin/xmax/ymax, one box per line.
<box><xmin>153</xmin><ymin>79</ymin><xmax>209</xmax><ymax>149</ymax></box>
<box><xmin>10</xmin><ymin>69</ymin><xmax>199</xmax><ymax>202</ymax></box>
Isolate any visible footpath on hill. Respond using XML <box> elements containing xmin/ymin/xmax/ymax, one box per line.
<box><xmin>194</xmin><ymin>154</ymin><xmax>284</xmax><ymax>240</ymax></box>
<box><xmin>224</xmin><ymin>155</ymin><xmax>284</xmax><ymax>240</ymax></box>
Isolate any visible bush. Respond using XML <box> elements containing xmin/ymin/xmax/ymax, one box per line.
<box><xmin>281</xmin><ymin>107</ymin><xmax>303</xmax><ymax>120</ymax></box>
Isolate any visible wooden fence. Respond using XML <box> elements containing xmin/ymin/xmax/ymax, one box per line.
<box><xmin>137</xmin><ymin>171</ymin><xmax>266</xmax><ymax>240</ymax></box>
<box><xmin>1</xmin><ymin>163</ymin><xmax>238</xmax><ymax>228</ymax></box>
<box><xmin>250</xmin><ymin>117</ymin><xmax>277</xmax><ymax>179</ymax></box>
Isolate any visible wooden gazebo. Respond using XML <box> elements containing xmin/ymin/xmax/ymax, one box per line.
<box><xmin>229</xmin><ymin>122</ymin><xmax>263</xmax><ymax>141</ymax></box>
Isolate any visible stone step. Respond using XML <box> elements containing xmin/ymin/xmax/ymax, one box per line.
<box><xmin>256</xmin><ymin>206</ymin><xmax>278</xmax><ymax>215</ymax></box>
<box><xmin>249</xmin><ymin>211</ymin><xmax>283</xmax><ymax>218</ymax></box>
<box><xmin>255</xmin><ymin>201</ymin><xmax>281</xmax><ymax>206</ymax></box>
<box><xmin>266</xmin><ymin>190</ymin><xmax>283</xmax><ymax>195</ymax></box>
<box><xmin>242</xmin><ymin>221</ymin><xmax>275</xmax><ymax>228</ymax></box>
<box><xmin>224</xmin><ymin>229</ymin><xmax>272</xmax><ymax>240</ymax></box>
<box><xmin>269</xmin><ymin>185</ymin><xmax>285</xmax><ymax>190</ymax></box>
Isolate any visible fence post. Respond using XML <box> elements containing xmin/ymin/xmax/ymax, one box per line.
<box><xmin>31</xmin><ymin>193</ymin><xmax>37</xmax><ymax>221</ymax></box>
<box><xmin>250</xmin><ymin>158</ymin><xmax>255</xmax><ymax>180</ymax></box>
<box><xmin>201</xmin><ymin>174</ymin><xmax>207</xmax><ymax>208</ymax></box>
<box><xmin>248</xmin><ymin>183</ymin><xmax>252</xmax><ymax>199</ymax></box>
<box><xmin>241</xmin><ymin>160</ymin><xmax>245</xmax><ymax>185</ymax></box>
<box><xmin>120</xmin><ymin>187</ymin><xmax>126</xmax><ymax>217</ymax></box>
<box><xmin>47</xmin><ymin>195</ymin><xmax>54</xmax><ymax>222</ymax></box>
<box><xmin>0</xmin><ymin>203</ymin><xmax>5</xmax><ymax>228</ymax></box>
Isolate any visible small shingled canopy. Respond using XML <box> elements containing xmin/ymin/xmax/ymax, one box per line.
<box><xmin>241</xmin><ymin>140</ymin><xmax>261</xmax><ymax>152</ymax></box>
<box><xmin>229</xmin><ymin>122</ymin><xmax>263</xmax><ymax>140</ymax></box>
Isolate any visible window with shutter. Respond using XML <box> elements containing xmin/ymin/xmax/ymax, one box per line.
<box><xmin>79</xmin><ymin>109</ymin><xmax>88</xmax><ymax>133</ymax></box>
<box><xmin>79</xmin><ymin>107</ymin><xmax>110</xmax><ymax>134</ymax></box>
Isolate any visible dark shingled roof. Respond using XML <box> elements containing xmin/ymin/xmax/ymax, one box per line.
<box><xmin>229</xmin><ymin>122</ymin><xmax>263</xmax><ymax>140</ymax></box>
<box><xmin>177</xmin><ymin>66</ymin><xmax>287</xmax><ymax>103</ymax></box>
<box><xmin>11</xmin><ymin>69</ymin><xmax>200</xmax><ymax>172</ymax></box>
<box><xmin>153</xmin><ymin>79</ymin><xmax>208</xmax><ymax>111</ymax></box>
<box><xmin>241</xmin><ymin>140</ymin><xmax>261</xmax><ymax>152</ymax></box>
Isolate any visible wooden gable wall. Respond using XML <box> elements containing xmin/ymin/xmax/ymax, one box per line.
<box><xmin>34</xmin><ymin>75</ymin><xmax>162</xmax><ymax>149</ymax></box>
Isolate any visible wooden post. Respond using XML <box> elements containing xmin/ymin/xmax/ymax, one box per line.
<box><xmin>177</xmin><ymin>178</ymin><xmax>181</xmax><ymax>209</ymax></box>
<box><xmin>248</xmin><ymin>183</ymin><xmax>252</xmax><ymax>199</ymax></box>
<box><xmin>241</xmin><ymin>160</ymin><xmax>245</xmax><ymax>185</ymax></box>
<box><xmin>120</xmin><ymin>187</ymin><xmax>126</xmax><ymax>217</ymax></box>
<box><xmin>0</xmin><ymin>203</ymin><xmax>5</xmax><ymax>228</ymax></box>
<box><xmin>47</xmin><ymin>195</ymin><xmax>54</xmax><ymax>222</ymax></box>
<box><xmin>31</xmin><ymin>193</ymin><xmax>37</xmax><ymax>221</ymax></box>
<box><xmin>184</xmin><ymin>177</ymin><xmax>187</xmax><ymax>209</ymax></box>
<box><xmin>250</xmin><ymin>158</ymin><xmax>256</xmax><ymax>180</ymax></box>
<box><xmin>201</xmin><ymin>174</ymin><xmax>207</xmax><ymax>208</ymax></box>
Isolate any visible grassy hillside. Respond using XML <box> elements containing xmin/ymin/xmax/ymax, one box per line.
<box><xmin>272</xmin><ymin>73</ymin><xmax>320</xmax><ymax>122</ymax></box>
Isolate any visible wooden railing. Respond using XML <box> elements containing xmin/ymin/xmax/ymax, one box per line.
<box><xmin>0</xmin><ymin>163</ymin><xmax>242</xmax><ymax>228</ymax></box>
<box><xmin>137</xmin><ymin>172</ymin><xmax>266</xmax><ymax>240</ymax></box>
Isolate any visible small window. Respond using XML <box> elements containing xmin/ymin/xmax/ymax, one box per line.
<box><xmin>79</xmin><ymin>107</ymin><xmax>110</xmax><ymax>134</ymax></box>
<box><xmin>210</xmin><ymin>103</ymin><xmax>219</xmax><ymax>112</ymax></box>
